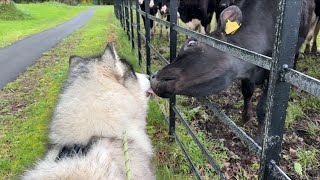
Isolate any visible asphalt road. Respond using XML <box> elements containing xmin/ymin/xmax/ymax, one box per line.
<box><xmin>0</xmin><ymin>8</ymin><xmax>97</xmax><ymax>90</ymax></box>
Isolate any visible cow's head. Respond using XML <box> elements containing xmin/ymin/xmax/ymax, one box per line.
<box><xmin>150</xmin><ymin>6</ymin><xmax>245</xmax><ymax>98</ymax></box>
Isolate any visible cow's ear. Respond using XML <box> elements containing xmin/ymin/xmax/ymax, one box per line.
<box><xmin>219</xmin><ymin>5</ymin><xmax>243</xmax><ymax>34</ymax></box>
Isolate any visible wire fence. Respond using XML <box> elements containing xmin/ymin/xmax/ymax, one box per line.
<box><xmin>113</xmin><ymin>0</ymin><xmax>320</xmax><ymax>179</ymax></box>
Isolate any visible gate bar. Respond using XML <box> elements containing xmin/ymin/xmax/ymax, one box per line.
<box><xmin>135</xmin><ymin>0</ymin><xmax>142</xmax><ymax>65</ymax></box>
<box><xmin>173</xmin><ymin>107</ymin><xmax>227</xmax><ymax>179</ymax></box>
<box><xmin>283</xmin><ymin>68</ymin><xmax>320</xmax><ymax>97</ymax></box>
<box><xmin>169</xmin><ymin>0</ymin><xmax>178</xmax><ymax>137</ymax></box>
<box><xmin>198</xmin><ymin>97</ymin><xmax>261</xmax><ymax>156</ymax></box>
<box><xmin>124</xmin><ymin>0</ymin><xmax>130</xmax><ymax>39</ymax></box>
<box><xmin>144</xmin><ymin>0</ymin><xmax>151</xmax><ymax>75</ymax></box>
<box><xmin>129</xmin><ymin>0</ymin><xmax>134</xmax><ymax>49</ymax></box>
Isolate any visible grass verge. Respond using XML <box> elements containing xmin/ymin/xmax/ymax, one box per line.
<box><xmin>0</xmin><ymin>2</ymin><xmax>91</xmax><ymax>48</ymax></box>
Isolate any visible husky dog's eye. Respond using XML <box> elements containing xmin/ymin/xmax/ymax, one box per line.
<box><xmin>188</xmin><ymin>40</ymin><xmax>197</xmax><ymax>47</ymax></box>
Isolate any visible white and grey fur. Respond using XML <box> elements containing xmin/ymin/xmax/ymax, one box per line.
<box><xmin>22</xmin><ymin>42</ymin><xmax>155</xmax><ymax>180</ymax></box>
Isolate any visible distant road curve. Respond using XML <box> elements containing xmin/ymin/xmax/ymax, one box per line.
<box><xmin>0</xmin><ymin>8</ymin><xmax>97</xmax><ymax>89</ymax></box>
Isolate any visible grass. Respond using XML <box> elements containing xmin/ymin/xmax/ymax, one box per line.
<box><xmin>0</xmin><ymin>2</ymin><xmax>91</xmax><ymax>48</ymax></box>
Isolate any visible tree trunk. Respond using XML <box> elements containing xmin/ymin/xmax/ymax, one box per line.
<box><xmin>0</xmin><ymin>0</ymin><xmax>11</xmax><ymax>5</ymax></box>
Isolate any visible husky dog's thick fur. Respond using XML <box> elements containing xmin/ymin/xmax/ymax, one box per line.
<box><xmin>22</xmin><ymin>42</ymin><xmax>155</xmax><ymax>180</ymax></box>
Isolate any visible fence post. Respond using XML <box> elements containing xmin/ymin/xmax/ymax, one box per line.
<box><xmin>145</xmin><ymin>0</ymin><xmax>151</xmax><ymax>75</ymax></box>
<box><xmin>121</xmin><ymin>0</ymin><xmax>125</xmax><ymax>29</ymax></box>
<box><xmin>135</xmin><ymin>0</ymin><xmax>142</xmax><ymax>66</ymax></box>
<box><xmin>259</xmin><ymin>0</ymin><xmax>303</xmax><ymax>179</ymax></box>
<box><xmin>169</xmin><ymin>0</ymin><xmax>178</xmax><ymax>137</ymax></box>
<box><xmin>125</xmin><ymin>0</ymin><xmax>130</xmax><ymax>39</ymax></box>
<box><xmin>129</xmin><ymin>0</ymin><xmax>135</xmax><ymax>49</ymax></box>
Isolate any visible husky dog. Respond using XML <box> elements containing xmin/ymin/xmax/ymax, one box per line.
<box><xmin>22</xmin><ymin>42</ymin><xmax>155</xmax><ymax>180</ymax></box>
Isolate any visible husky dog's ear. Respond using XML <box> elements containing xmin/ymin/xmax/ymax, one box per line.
<box><xmin>69</xmin><ymin>55</ymin><xmax>84</xmax><ymax>67</ymax></box>
<box><xmin>102</xmin><ymin>42</ymin><xmax>119</xmax><ymax>64</ymax></box>
<box><xmin>102</xmin><ymin>42</ymin><xmax>125</xmax><ymax>77</ymax></box>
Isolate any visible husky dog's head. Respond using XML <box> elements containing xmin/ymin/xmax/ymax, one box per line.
<box><xmin>50</xmin><ymin>42</ymin><xmax>153</xmax><ymax>145</ymax></box>
<box><xmin>67</xmin><ymin>42</ymin><xmax>152</xmax><ymax>98</ymax></box>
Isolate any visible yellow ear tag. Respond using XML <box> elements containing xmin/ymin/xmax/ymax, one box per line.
<box><xmin>225</xmin><ymin>19</ymin><xmax>241</xmax><ymax>34</ymax></box>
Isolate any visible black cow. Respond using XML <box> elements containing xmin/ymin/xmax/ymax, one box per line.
<box><xmin>160</xmin><ymin>0</ymin><xmax>216</xmax><ymax>33</ymax></box>
<box><xmin>304</xmin><ymin>0</ymin><xmax>320</xmax><ymax>56</ymax></box>
<box><xmin>150</xmin><ymin>0</ymin><xmax>314</xmax><ymax>141</ymax></box>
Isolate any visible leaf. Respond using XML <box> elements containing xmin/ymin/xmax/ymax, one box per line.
<box><xmin>294</xmin><ymin>162</ymin><xmax>303</xmax><ymax>176</ymax></box>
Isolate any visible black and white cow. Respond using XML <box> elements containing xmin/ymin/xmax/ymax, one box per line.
<box><xmin>139</xmin><ymin>0</ymin><xmax>159</xmax><ymax>36</ymax></box>
<box><xmin>160</xmin><ymin>0</ymin><xmax>216</xmax><ymax>34</ymax></box>
<box><xmin>151</xmin><ymin>0</ymin><xmax>314</xmax><ymax>142</ymax></box>
<box><xmin>304</xmin><ymin>0</ymin><xmax>320</xmax><ymax>56</ymax></box>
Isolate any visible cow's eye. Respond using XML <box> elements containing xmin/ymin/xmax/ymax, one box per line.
<box><xmin>188</xmin><ymin>40</ymin><xmax>197</xmax><ymax>47</ymax></box>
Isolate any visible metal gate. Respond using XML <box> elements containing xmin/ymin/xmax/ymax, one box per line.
<box><xmin>113</xmin><ymin>0</ymin><xmax>320</xmax><ymax>179</ymax></box>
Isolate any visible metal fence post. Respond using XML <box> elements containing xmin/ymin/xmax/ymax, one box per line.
<box><xmin>259</xmin><ymin>0</ymin><xmax>303</xmax><ymax>179</ymax></box>
<box><xmin>121</xmin><ymin>0</ymin><xmax>125</xmax><ymax>29</ymax></box>
<box><xmin>169</xmin><ymin>0</ymin><xmax>178</xmax><ymax>137</ymax></box>
<box><xmin>145</xmin><ymin>0</ymin><xmax>151</xmax><ymax>75</ymax></box>
<box><xmin>125</xmin><ymin>0</ymin><xmax>130</xmax><ymax>39</ymax></box>
<box><xmin>129</xmin><ymin>0</ymin><xmax>135</xmax><ymax>49</ymax></box>
<box><xmin>135</xmin><ymin>0</ymin><xmax>142</xmax><ymax>66</ymax></box>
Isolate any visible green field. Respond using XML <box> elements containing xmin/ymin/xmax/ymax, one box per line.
<box><xmin>0</xmin><ymin>2</ymin><xmax>90</xmax><ymax>48</ymax></box>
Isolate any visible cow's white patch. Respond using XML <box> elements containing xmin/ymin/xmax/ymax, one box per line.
<box><xmin>161</xmin><ymin>5</ymin><xmax>167</xmax><ymax>13</ymax></box>
<box><xmin>149</xmin><ymin>0</ymin><xmax>154</xmax><ymax>8</ymax></box>
<box><xmin>139</xmin><ymin>0</ymin><xmax>143</xmax><ymax>5</ymax></box>
<box><xmin>185</xmin><ymin>19</ymin><xmax>202</xmax><ymax>32</ymax></box>
<box><xmin>199</xmin><ymin>25</ymin><xmax>206</xmax><ymax>34</ymax></box>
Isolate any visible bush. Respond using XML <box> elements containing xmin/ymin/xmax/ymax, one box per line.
<box><xmin>0</xmin><ymin>2</ymin><xmax>32</xmax><ymax>20</ymax></box>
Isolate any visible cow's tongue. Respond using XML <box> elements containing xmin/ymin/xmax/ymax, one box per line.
<box><xmin>147</xmin><ymin>88</ymin><xmax>156</xmax><ymax>96</ymax></box>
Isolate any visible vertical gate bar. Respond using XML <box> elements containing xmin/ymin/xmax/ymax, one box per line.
<box><xmin>145</xmin><ymin>0</ymin><xmax>151</xmax><ymax>75</ymax></box>
<box><xmin>126</xmin><ymin>0</ymin><xmax>130</xmax><ymax>39</ymax></box>
<box><xmin>121</xmin><ymin>0</ymin><xmax>125</xmax><ymax>29</ymax></box>
<box><xmin>136</xmin><ymin>0</ymin><xmax>142</xmax><ymax>65</ymax></box>
<box><xmin>129</xmin><ymin>0</ymin><xmax>135</xmax><ymax>49</ymax></box>
<box><xmin>259</xmin><ymin>0</ymin><xmax>303</xmax><ymax>179</ymax></box>
<box><xmin>169</xmin><ymin>0</ymin><xmax>177</xmax><ymax>137</ymax></box>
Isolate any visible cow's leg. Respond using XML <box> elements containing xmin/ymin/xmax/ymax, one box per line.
<box><xmin>166</xmin><ymin>15</ymin><xmax>170</xmax><ymax>40</ymax></box>
<box><xmin>256</xmin><ymin>83</ymin><xmax>268</xmax><ymax>144</ymax></box>
<box><xmin>150</xmin><ymin>18</ymin><xmax>155</xmax><ymax>37</ymax></box>
<box><xmin>241</xmin><ymin>79</ymin><xmax>255</xmax><ymax>124</ymax></box>
<box><xmin>311</xmin><ymin>17</ymin><xmax>320</xmax><ymax>55</ymax></box>
<box><xmin>156</xmin><ymin>12</ymin><xmax>163</xmax><ymax>38</ymax></box>
<box><xmin>304</xmin><ymin>12</ymin><xmax>317</xmax><ymax>56</ymax></box>
<box><xmin>199</xmin><ymin>25</ymin><xmax>206</xmax><ymax>34</ymax></box>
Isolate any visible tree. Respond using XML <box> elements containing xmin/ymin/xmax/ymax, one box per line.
<box><xmin>0</xmin><ymin>0</ymin><xmax>11</xmax><ymax>5</ymax></box>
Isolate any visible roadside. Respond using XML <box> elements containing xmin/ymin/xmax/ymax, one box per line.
<box><xmin>0</xmin><ymin>2</ymin><xmax>91</xmax><ymax>48</ymax></box>
<box><xmin>0</xmin><ymin>7</ymin><xmax>97</xmax><ymax>89</ymax></box>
